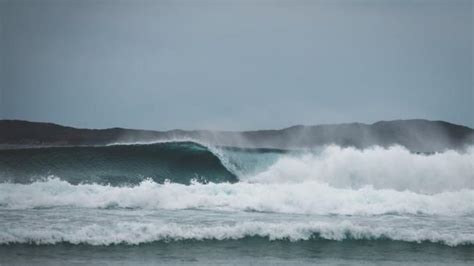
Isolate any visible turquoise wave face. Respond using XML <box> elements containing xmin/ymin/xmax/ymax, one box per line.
<box><xmin>0</xmin><ymin>142</ymin><xmax>238</xmax><ymax>185</ymax></box>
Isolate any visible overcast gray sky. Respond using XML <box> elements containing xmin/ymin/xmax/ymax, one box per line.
<box><xmin>0</xmin><ymin>0</ymin><xmax>472</xmax><ymax>130</ymax></box>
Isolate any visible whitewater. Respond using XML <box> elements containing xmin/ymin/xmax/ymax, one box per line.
<box><xmin>0</xmin><ymin>142</ymin><xmax>473</xmax><ymax>264</ymax></box>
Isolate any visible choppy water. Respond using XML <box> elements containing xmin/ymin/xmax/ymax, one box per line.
<box><xmin>0</xmin><ymin>142</ymin><xmax>473</xmax><ymax>265</ymax></box>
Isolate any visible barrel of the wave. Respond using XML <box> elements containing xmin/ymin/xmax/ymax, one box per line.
<box><xmin>0</xmin><ymin>141</ymin><xmax>238</xmax><ymax>185</ymax></box>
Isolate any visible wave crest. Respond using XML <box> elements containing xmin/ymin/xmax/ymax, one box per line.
<box><xmin>0</xmin><ymin>141</ymin><xmax>237</xmax><ymax>185</ymax></box>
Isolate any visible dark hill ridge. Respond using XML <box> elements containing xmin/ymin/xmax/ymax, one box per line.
<box><xmin>0</xmin><ymin>119</ymin><xmax>473</xmax><ymax>152</ymax></box>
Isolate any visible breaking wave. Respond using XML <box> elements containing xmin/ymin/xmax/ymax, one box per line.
<box><xmin>246</xmin><ymin>145</ymin><xmax>474</xmax><ymax>194</ymax></box>
<box><xmin>0</xmin><ymin>142</ymin><xmax>472</xmax><ymax>194</ymax></box>
<box><xmin>1</xmin><ymin>220</ymin><xmax>472</xmax><ymax>246</ymax></box>
<box><xmin>1</xmin><ymin>142</ymin><xmax>473</xmax><ymax>247</ymax></box>
<box><xmin>1</xmin><ymin>177</ymin><xmax>473</xmax><ymax>216</ymax></box>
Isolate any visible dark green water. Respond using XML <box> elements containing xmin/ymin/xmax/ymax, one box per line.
<box><xmin>0</xmin><ymin>142</ymin><xmax>237</xmax><ymax>185</ymax></box>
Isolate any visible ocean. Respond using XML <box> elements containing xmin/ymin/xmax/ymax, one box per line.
<box><xmin>0</xmin><ymin>141</ymin><xmax>473</xmax><ymax>265</ymax></box>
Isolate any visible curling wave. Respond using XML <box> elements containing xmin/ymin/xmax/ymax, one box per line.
<box><xmin>1</xmin><ymin>143</ymin><xmax>472</xmax><ymax>194</ymax></box>
<box><xmin>0</xmin><ymin>141</ymin><xmax>237</xmax><ymax>185</ymax></box>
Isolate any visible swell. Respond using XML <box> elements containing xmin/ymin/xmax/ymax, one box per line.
<box><xmin>1</xmin><ymin>240</ymin><xmax>473</xmax><ymax>265</ymax></box>
<box><xmin>0</xmin><ymin>141</ymin><xmax>237</xmax><ymax>185</ymax></box>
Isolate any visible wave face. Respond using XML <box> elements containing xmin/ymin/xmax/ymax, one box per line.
<box><xmin>0</xmin><ymin>142</ymin><xmax>237</xmax><ymax>185</ymax></box>
<box><xmin>0</xmin><ymin>142</ymin><xmax>473</xmax><ymax>249</ymax></box>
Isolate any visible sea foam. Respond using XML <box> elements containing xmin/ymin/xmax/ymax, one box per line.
<box><xmin>1</xmin><ymin>220</ymin><xmax>472</xmax><ymax>246</ymax></box>
<box><xmin>1</xmin><ymin>145</ymin><xmax>473</xmax><ymax>247</ymax></box>
<box><xmin>245</xmin><ymin>145</ymin><xmax>474</xmax><ymax>194</ymax></box>
<box><xmin>0</xmin><ymin>177</ymin><xmax>473</xmax><ymax>216</ymax></box>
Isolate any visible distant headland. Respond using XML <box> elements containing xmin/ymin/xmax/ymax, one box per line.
<box><xmin>0</xmin><ymin>119</ymin><xmax>473</xmax><ymax>152</ymax></box>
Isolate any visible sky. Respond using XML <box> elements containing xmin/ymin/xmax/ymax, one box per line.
<box><xmin>0</xmin><ymin>0</ymin><xmax>472</xmax><ymax>130</ymax></box>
